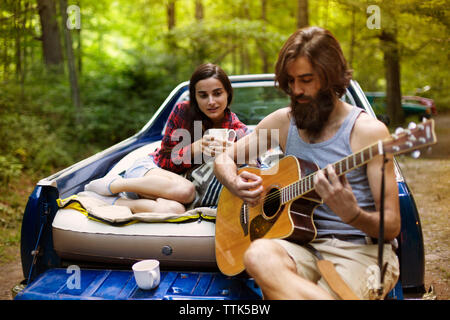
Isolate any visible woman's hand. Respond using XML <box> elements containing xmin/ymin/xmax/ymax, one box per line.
<box><xmin>201</xmin><ymin>134</ymin><xmax>232</xmax><ymax>157</ymax></box>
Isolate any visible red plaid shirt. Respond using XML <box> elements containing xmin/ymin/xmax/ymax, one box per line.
<box><xmin>150</xmin><ymin>101</ymin><xmax>249</xmax><ymax>174</ymax></box>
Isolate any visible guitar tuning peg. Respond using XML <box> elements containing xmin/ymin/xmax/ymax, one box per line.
<box><xmin>411</xmin><ymin>150</ymin><xmax>421</xmax><ymax>159</ymax></box>
<box><xmin>395</xmin><ymin>127</ymin><xmax>404</xmax><ymax>135</ymax></box>
<box><xmin>408</xmin><ymin>122</ymin><xmax>417</xmax><ymax>130</ymax></box>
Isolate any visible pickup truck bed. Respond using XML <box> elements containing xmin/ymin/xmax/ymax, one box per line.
<box><xmin>14</xmin><ymin>268</ymin><xmax>262</xmax><ymax>300</ymax></box>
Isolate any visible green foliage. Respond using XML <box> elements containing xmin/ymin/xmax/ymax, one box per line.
<box><xmin>166</xmin><ymin>18</ymin><xmax>285</xmax><ymax>75</ymax></box>
<box><xmin>0</xmin><ymin>0</ymin><xmax>448</xmax><ymax>180</ymax></box>
<box><xmin>0</xmin><ymin>62</ymin><xmax>174</xmax><ymax>177</ymax></box>
<box><xmin>77</xmin><ymin>58</ymin><xmax>178</xmax><ymax>147</ymax></box>
<box><xmin>0</xmin><ymin>80</ymin><xmax>74</xmax><ymax>175</ymax></box>
<box><xmin>0</xmin><ymin>156</ymin><xmax>22</xmax><ymax>184</ymax></box>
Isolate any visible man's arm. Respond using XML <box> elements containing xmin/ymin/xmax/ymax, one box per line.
<box><xmin>351</xmin><ymin>115</ymin><xmax>401</xmax><ymax>240</ymax></box>
<box><xmin>214</xmin><ymin>134</ymin><xmax>264</xmax><ymax>206</ymax></box>
<box><xmin>313</xmin><ymin>114</ymin><xmax>401</xmax><ymax>240</ymax></box>
<box><xmin>214</xmin><ymin>108</ymin><xmax>290</xmax><ymax>206</ymax></box>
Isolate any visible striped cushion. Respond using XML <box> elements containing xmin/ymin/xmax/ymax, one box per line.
<box><xmin>184</xmin><ymin>161</ymin><xmax>222</xmax><ymax>210</ymax></box>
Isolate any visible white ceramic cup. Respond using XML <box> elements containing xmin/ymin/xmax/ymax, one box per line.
<box><xmin>132</xmin><ymin>259</ymin><xmax>160</xmax><ymax>290</ymax></box>
<box><xmin>206</xmin><ymin>128</ymin><xmax>236</xmax><ymax>142</ymax></box>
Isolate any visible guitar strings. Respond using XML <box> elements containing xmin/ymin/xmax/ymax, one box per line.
<box><xmin>254</xmin><ymin>142</ymin><xmax>386</xmax><ymax>205</ymax></box>
<box><xmin>262</xmin><ymin>160</ymin><xmax>353</xmax><ymax>205</ymax></box>
<box><xmin>261</xmin><ymin>172</ymin><xmax>318</xmax><ymax>205</ymax></box>
<box><xmin>260</xmin><ymin>156</ymin><xmax>358</xmax><ymax>205</ymax></box>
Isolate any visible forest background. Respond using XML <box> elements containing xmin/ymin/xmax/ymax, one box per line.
<box><xmin>0</xmin><ymin>0</ymin><xmax>448</xmax><ymax>263</ymax></box>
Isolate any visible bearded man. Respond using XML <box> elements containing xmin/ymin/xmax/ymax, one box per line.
<box><xmin>214</xmin><ymin>26</ymin><xmax>401</xmax><ymax>300</ymax></box>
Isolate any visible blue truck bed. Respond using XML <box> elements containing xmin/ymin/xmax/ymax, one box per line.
<box><xmin>14</xmin><ymin>268</ymin><xmax>262</xmax><ymax>300</ymax></box>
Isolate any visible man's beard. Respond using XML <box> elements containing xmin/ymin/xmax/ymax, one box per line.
<box><xmin>290</xmin><ymin>90</ymin><xmax>335</xmax><ymax>138</ymax></box>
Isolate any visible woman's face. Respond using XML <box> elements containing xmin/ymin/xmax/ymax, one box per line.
<box><xmin>195</xmin><ymin>77</ymin><xmax>229</xmax><ymax>126</ymax></box>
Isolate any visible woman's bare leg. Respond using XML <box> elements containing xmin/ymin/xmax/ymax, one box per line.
<box><xmin>115</xmin><ymin>197</ymin><xmax>186</xmax><ymax>214</ymax></box>
<box><xmin>110</xmin><ymin>168</ymin><xmax>196</xmax><ymax>204</ymax></box>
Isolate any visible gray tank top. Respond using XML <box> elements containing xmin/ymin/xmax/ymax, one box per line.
<box><xmin>285</xmin><ymin>107</ymin><xmax>375</xmax><ymax>238</ymax></box>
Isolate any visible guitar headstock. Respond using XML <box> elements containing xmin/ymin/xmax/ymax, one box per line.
<box><xmin>383</xmin><ymin>119</ymin><xmax>437</xmax><ymax>156</ymax></box>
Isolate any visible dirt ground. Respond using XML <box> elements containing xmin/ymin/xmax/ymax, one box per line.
<box><xmin>398</xmin><ymin>157</ymin><xmax>450</xmax><ymax>300</ymax></box>
<box><xmin>1</xmin><ymin>113</ymin><xmax>448</xmax><ymax>300</ymax></box>
<box><xmin>395</xmin><ymin>112</ymin><xmax>450</xmax><ymax>300</ymax></box>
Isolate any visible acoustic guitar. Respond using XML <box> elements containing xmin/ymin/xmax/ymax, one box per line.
<box><xmin>215</xmin><ymin>119</ymin><xmax>437</xmax><ymax>276</ymax></box>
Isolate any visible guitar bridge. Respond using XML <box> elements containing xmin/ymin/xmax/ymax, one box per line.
<box><xmin>240</xmin><ymin>203</ymin><xmax>249</xmax><ymax>236</ymax></box>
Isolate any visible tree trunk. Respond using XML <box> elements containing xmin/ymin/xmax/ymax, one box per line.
<box><xmin>195</xmin><ymin>0</ymin><xmax>203</xmax><ymax>21</ymax></box>
<box><xmin>297</xmin><ymin>0</ymin><xmax>309</xmax><ymax>29</ymax></box>
<box><xmin>349</xmin><ymin>7</ymin><xmax>356</xmax><ymax>68</ymax></box>
<box><xmin>240</xmin><ymin>2</ymin><xmax>250</xmax><ymax>73</ymax></box>
<box><xmin>323</xmin><ymin>0</ymin><xmax>329</xmax><ymax>27</ymax></box>
<box><xmin>76</xmin><ymin>0</ymin><xmax>82</xmax><ymax>75</ymax></box>
<box><xmin>259</xmin><ymin>0</ymin><xmax>269</xmax><ymax>73</ymax></box>
<box><xmin>76</xmin><ymin>28</ymin><xmax>82</xmax><ymax>75</ymax></box>
<box><xmin>167</xmin><ymin>0</ymin><xmax>176</xmax><ymax>30</ymax></box>
<box><xmin>14</xmin><ymin>0</ymin><xmax>22</xmax><ymax>81</ymax></box>
<box><xmin>380</xmin><ymin>29</ymin><xmax>404</xmax><ymax>127</ymax></box>
<box><xmin>166</xmin><ymin>0</ymin><xmax>177</xmax><ymax>74</ymax></box>
<box><xmin>193</xmin><ymin>0</ymin><xmax>206</xmax><ymax>66</ymax></box>
<box><xmin>240</xmin><ymin>47</ymin><xmax>249</xmax><ymax>74</ymax></box>
<box><xmin>166</xmin><ymin>0</ymin><xmax>176</xmax><ymax>49</ymax></box>
<box><xmin>22</xmin><ymin>0</ymin><xmax>30</xmax><ymax>85</ymax></box>
<box><xmin>0</xmin><ymin>7</ymin><xmax>7</xmax><ymax>80</ymax></box>
<box><xmin>37</xmin><ymin>0</ymin><xmax>63</xmax><ymax>71</ymax></box>
<box><xmin>232</xmin><ymin>38</ymin><xmax>237</xmax><ymax>75</ymax></box>
<box><xmin>59</xmin><ymin>0</ymin><xmax>82</xmax><ymax>122</ymax></box>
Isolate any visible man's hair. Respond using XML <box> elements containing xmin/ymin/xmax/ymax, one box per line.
<box><xmin>275</xmin><ymin>26</ymin><xmax>352</xmax><ymax>99</ymax></box>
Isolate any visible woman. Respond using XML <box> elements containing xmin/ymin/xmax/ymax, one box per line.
<box><xmin>84</xmin><ymin>63</ymin><xmax>248</xmax><ymax>214</ymax></box>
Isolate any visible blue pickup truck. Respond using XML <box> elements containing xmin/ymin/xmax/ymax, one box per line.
<box><xmin>14</xmin><ymin>74</ymin><xmax>426</xmax><ymax>301</ymax></box>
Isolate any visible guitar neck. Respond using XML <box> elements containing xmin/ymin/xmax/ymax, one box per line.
<box><xmin>281</xmin><ymin>141</ymin><xmax>382</xmax><ymax>204</ymax></box>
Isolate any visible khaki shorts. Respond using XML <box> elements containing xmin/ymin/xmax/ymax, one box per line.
<box><xmin>274</xmin><ymin>237</ymin><xmax>400</xmax><ymax>300</ymax></box>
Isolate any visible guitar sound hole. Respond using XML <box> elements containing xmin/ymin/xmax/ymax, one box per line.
<box><xmin>263</xmin><ymin>188</ymin><xmax>281</xmax><ymax>219</ymax></box>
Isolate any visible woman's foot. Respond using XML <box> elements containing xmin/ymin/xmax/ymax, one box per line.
<box><xmin>84</xmin><ymin>175</ymin><xmax>122</xmax><ymax>196</ymax></box>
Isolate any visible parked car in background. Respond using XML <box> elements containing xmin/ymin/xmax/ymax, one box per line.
<box><xmin>14</xmin><ymin>75</ymin><xmax>426</xmax><ymax>300</ymax></box>
<box><xmin>402</xmin><ymin>95</ymin><xmax>437</xmax><ymax>117</ymax></box>
<box><xmin>366</xmin><ymin>92</ymin><xmax>437</xmax><ymax>122</ymax></box>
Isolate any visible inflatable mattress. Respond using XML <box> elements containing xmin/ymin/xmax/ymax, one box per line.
<box><xmin>52</xmin><ymin>142</ymin><xmax>217</xmax><ymax>267</ymax></box>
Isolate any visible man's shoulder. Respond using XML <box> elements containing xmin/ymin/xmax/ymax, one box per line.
<box><xmin>265</xmin><ymin>106</ymin><xmax>291</xmax><ymax>119</ymax></box>
<box><xmin>256</xmin><ymin>107</ymin><xmax>291</xmax><ymax>130</ymax></box>
<box><xmin>353</xmin><ymin>111</ymin><xmax>390</xmax><ymax>144</ymax></box>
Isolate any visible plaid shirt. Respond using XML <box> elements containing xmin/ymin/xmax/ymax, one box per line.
<box><xmin>150</xmin><ymin>101</ymin><xmax>249</xmax><ymax>174</ymax></box>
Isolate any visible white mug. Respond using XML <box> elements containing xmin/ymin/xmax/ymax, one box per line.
<box><xmin>206</xmin><ymin>128</ymin><xmax>236</xmax><ymax>142</ymax></box>
<box><xmin>132</xmin><ymin>259</ymin><xmax>160</xmax><ymax>290</ymax></box>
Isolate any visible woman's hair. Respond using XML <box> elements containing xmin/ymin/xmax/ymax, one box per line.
<box><xmin>275</xmin><ymin>26</ymin><xmax>352</xmax><ymax>99</ymax></box>
<box><xmin>187</xmin><ymin>63</ymin><xmax>233</xmax><ymax>135</ymax></box>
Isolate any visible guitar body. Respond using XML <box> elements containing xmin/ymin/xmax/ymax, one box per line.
<box><xmin>215</xmin><ymin>155</ymin><xmax>323</xmax><ymax>276</ymax></box>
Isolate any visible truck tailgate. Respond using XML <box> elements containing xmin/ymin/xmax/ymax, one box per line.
<box><xmin>14</xmin><ymin>268</ymin><xmax>262</xmax><ymax>300</ymax></box>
